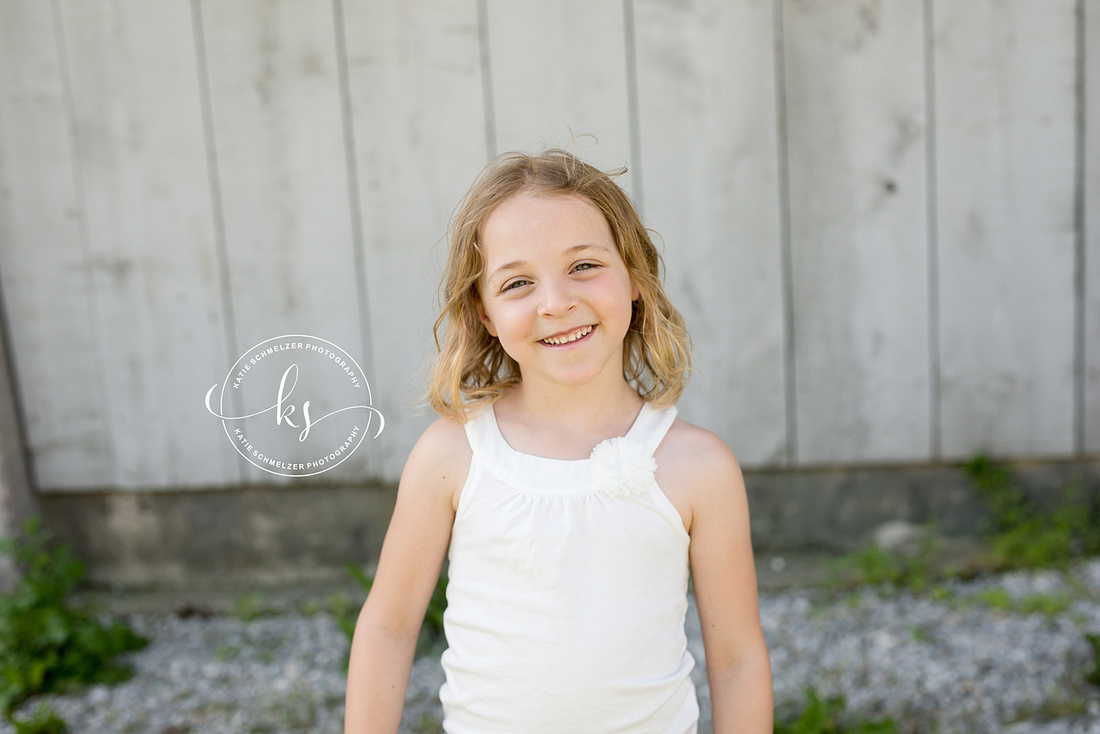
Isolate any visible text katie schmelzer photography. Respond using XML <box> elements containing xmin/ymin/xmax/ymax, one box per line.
<box><xmin>205</xmin><ymin>335</ymin><xmax>384</xmax><ymax>477</ymax></box>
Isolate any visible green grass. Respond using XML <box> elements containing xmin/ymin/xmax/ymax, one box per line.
<box><xmin>966</xmin><ymin>455</ymin><xmax>1099</xmax><ymax>571</ymax></box>
<box><xmin>829</xmin><ymin>540</ymin><xmax>937</xmax><ymax>595</ymax></box>
<box><xmin>965</xmin><ymin>587</ymin><xmax>1073</xmax><ymax>617</ymax></box>
<box><xmin>231</xmin><ymin>592</ymin><xmax>272</xmax><ymax>621</ymax></box>
<box><xmin>1086</xmin><ymin>633</ymin><xmax>1100</xmax><ymax>689</ymax></box>
<box><xmin>10</xmin><ymin>703</ymin><xmax>68</xmax><ymax>734</ymax></box>
<box><xmin>830</xmin><ymin>455</ymin><xmax>1098</xmax><ymax>596</ymax></box>
<box><xmin>774</xmin><ymin>690</ymin><xmax>896</xmax><ymax>734</ymax></box>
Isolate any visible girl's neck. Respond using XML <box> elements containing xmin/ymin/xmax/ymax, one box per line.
<box><xmin>493</xmin><ymin>381</ymin><xmax>645</xmax><ymax>460</ymax></box>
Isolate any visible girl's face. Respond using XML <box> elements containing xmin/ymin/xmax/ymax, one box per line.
<box><xmin>476</xmin><ymin>193</ymin><xmax>639</xmax><ymax>394</ymax></box>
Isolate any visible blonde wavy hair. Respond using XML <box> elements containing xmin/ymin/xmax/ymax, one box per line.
<box><xmin>429</xmin><ymin>149</ymin><xmax>691</xmax><ymax>421</ymax></box>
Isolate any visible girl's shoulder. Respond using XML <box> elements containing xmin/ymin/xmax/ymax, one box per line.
<box><xmin>654</xmin><ymin>416</ymin><xmax>745</xmax><ymax>519</ymax></box>
<box><xmin>417</xmin><ymin>413</ymin><xmax>472</xmax><ymax>447</ymax></box>
<box><xmin>659</xmin><ymin>416</ymin><xmax>742</xmax><ymax>477</ymax></box>
<box><xmin>402</xmin><ymin>415</ymin><xmax>473</xmax><ymax>511</ymax></box>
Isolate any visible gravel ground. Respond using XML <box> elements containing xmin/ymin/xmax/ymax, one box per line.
<box><xmin>4</xmin><ymin>559</ymin><xmax>1100</xmax><ymax>734</ymax></box>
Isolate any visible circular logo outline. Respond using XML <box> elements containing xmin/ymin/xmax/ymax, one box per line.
<box><xmin>206</xmin><ymin>334</ymin><xmax>384</xmax><ymax>478</ymax></box>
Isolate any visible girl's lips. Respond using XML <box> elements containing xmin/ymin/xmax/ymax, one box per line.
<box><xmin>540</xmin><ymin>324</ymin><xmax>595</xmax><ymax>345</ymax></box>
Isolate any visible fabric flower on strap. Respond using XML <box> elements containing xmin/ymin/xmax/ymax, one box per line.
<box><xmin>589</xmin><ymin>436</ymin><xmax>657</xmax><ymax>497</ymax></box>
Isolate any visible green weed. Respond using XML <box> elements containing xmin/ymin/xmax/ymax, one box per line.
<box><xmin>10</xmin><ymin>703</ymin><xmax>68</xmax><ymax>734</ymax></box>
<box><xmin>971</xmin><ymin>587</ymin><xmax>1013</xmax><ymax>612</ymax></box>
<box><xmin>422</xmin><ymin>574</ymin><xmax>448</xmax><ymax>643</ymax></box>
<box><xmin>826</xmin><ymin>456</ymin><xmax>1096</xmax><ymax>606</ymax></box>
<box><xmin>325</xmin><ymin>589</ymin><xmax>356</xmax><ymax>637</ymax></box>
<box><xmin>928</xmin><ymin>584</ymin><xmax>953</xmax><ymax>603</ymax></box>
<box><xmin>910</xmin><ymin>625</ymin><xmax>934</xmax><ymax>644</ymax></box>
<box><xmin>829</xmin><ymin>535</ymin><xmax>936</xmax><ymax>595</ymax></box>
<box><xmin>1016</xmin><ymin>691</ymin><xmax>1092</xmax><ymax>723</ymax></box>
<box><xmin>1017</xmin><ymin>592</ymin><xmax>1073</xmax><ymax>617</ymax></box>
<box><xmin>215</xmin><ymin>644</ymin><xmax>239</xmax><ymax>661</ymax></box>
<box><xmin>965</xmin><ymin>455</ymin><xmax>1099</xmax><ymax>571</ymax></box>
<box><xmin>0</xmin><ymin>519</ymin><xmax>146</xmax><ymax>721</ymax></box>
<box><xmin>231</xmin><ymin>592</ymin><xmax>268</xmax><ymax>621</ymax></box>
<box><xmin>775</xmin><ymin>689</ymin><xmax>896</xmax><ymax>734</ymax></box>
<box><xmin>414</xmin><ymin>710</ymin><xmax>443</xmax><ymax>733</ymax></box>
<box><xmin>1086</xmin><ymin>633</ymin><xmax>1100</xmax><ymax>689</ymax></box>
<box><xmin>958</xmin><ymin>586</ymin><xmax>1073</xmax><ymax>617</ymax></box>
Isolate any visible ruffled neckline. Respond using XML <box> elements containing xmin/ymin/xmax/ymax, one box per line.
<box><xmin>468</xmin><ymin>402</ymin><xmax>675</xmax><ymax>497</ymax></box>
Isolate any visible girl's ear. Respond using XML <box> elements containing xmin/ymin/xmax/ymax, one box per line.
<box><xmin>475</xmin><ymin>298</ymin><xmax>498</xmax><ymax>337</ymax></box>
<box><xmin>630</xmin><ymin>278</ymin><xmax>641</xmax><ymax>303</ymax></box>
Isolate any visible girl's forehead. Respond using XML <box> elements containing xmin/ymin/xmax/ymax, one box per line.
<box><xmin>481</xmin><ymin>193</ymin><xmax>610</xmax><ymax>244</ymax></box>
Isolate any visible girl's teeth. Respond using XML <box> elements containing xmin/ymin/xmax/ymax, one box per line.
<box><xmin>543</xmin><ymin>325</ymin><xmax>593</xmax><ymax>345</ymax></box>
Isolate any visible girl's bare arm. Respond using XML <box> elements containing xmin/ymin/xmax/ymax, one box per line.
<box><xmin>665</xmin><ymin>424</ymin><xmax>773</xmax><ymax>733</ymax></box>
<box><xmin>344</xmin><ymin>418</ymin><xmax>468</xmax><ymax>734</ymax></box>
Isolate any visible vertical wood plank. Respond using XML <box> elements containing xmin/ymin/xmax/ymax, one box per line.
<box><xmin>484</xmin><ymin>0</ymin><xmax>634</xmax><ymax>176</ymax></box>
<box><xmin>0</xmin><ymin>1</ymin><xmax>113</xmax><ymax>488</ymax></box>
<box><xmin>633</xmin><ymin>0</ymin><xmax>788</xmax><ymax>466</ymax></box>
<box><xmin>198</xmin><ymin>0</ymin><xmax>371</xmax><ymax>481</ymax></box>
<box><xmin>55</xmin><ymin>0</ymin><xmax>236</xmax><ymax>488</ymax></box>
<box><xmin>933</xmin><ymin>0</ymin><xmax>1078</xmax><ymax>459</ymax></box>
<box><xmin>783</xmin><ymin>0</ymin><xmax>931</xmax><ymax>464</ymax></box>
<box><xmin>1085</xmin><ymin>0</ymin><xmax>1100</xmax><ymax>453</ymax></box>
<box><xmin>342</xmin><ymin>0</ymin><xmax>489</xmax><ymax>480</ymax></box>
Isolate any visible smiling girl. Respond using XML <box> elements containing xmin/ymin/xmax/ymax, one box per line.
<box><xmin>345</xmin><ymin>149</ymin><xmax>772</xmax><ymax>733</ymax></box>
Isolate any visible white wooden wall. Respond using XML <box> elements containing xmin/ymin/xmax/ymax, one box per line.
<box><xmin>0</xmin><ymin>0</ymin><xmax>1095</xmax><ymax>491</ymax></box>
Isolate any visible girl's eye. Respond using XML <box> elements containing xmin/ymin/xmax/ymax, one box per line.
<box><xmin>502</xmin><ymin>279</ymin><xmax>530</xmax><ymax>292</ymax></box>
<box><xmin>572</xmin><ymin>262</ymin><xmax>599</xmax><ymax>273</ymax></box>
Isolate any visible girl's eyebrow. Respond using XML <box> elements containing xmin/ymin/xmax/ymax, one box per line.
<box><xmin>486</xmin><ymin>243</ymin><xmax>609</xmax><ymax>283</ymax></box>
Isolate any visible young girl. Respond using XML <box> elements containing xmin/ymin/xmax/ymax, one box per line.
<box><xmin>345</xmin><ymin>150</ymin><xmax>772</xmax><ymax>733</ymax></box>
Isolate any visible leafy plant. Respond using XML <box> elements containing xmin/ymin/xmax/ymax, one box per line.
<box><xmin>10</xmin><ymin>703</ymin><xmax>68</xmax><ymax>734</ymax></box>
<box><xmin>325</xmin><ymin>589</ymin><xmax>356</xmax><ymax>639</ymax></box>
<box><xmin>775</xmin><ymin>689</ymin><xmax>896</xmax><ymax>734</ymax></box>
<box><xmin>966</xmin><ymin>455</ymin><xmax>1099</xmax><ymax>570</ymax></box>
<box><xmin>0</xmin><ymin>519</ymin><xmax>146</xmax><ymax>720</ymax></box>
<box><xmin>422</xmin><ymin>574</ymin><xmax>448</xmax><ymax>642</ymax></box>
<box><xmin>967</xmin><ymin>587</ymin><xmax>1072</xmax><ymax>617</ymax></box>
<box><xmin>828</xmin><ymin>533</ymin><xmax>936</xmax><ymax>595</ymax></box>
<box><xmin>1086</xmin><ymin>633</ymin><xmax>1100</xmax><ymax>689</ymax></box>
<box><xmin>334</xmin><ymin>564</ymin><xmax>374</xmax><ymax>642</ymax></box>
<box><xmin>232</xmin><ymin>592</ymin><xmax>267</xmax><ymax>621</ymax></box>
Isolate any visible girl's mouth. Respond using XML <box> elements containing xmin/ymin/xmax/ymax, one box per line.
<box><xmin>541</xmin><ymin>325</ymin><xmax>594</xmax><ymax>345</ymax></box>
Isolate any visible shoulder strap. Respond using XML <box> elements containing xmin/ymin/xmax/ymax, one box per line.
<box><xmin>462</xmin><ymin>404</ymin><xmax>496</xmax><ymax>455</ymax></box>
<box><xmin>630</xmin><ymin>403</ymin><xmax>678</xmax><ymax>456</ymax></box>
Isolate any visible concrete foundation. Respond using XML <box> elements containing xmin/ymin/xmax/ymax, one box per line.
<box><xmin>745</xmin><ymin>460</ymin><xmax>1100</xmax><ymax>552</ymax></box>
<box><xmin>33</xmin><ymin>457</ymin><xmax>1100</xmax><ymax>594</ymax></box>
<box><xmin>39</xmin><ymin>483</ymin><xmax>396</xmax><ymax>592</ymax></box>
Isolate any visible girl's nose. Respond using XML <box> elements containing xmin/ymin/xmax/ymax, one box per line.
<box><xmin>537</xmin><ymin>278</ymin><xmax>577</xmax><ymax>317</ymax></box>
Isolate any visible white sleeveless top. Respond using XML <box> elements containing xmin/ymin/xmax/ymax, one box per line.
<box><xmin>439</xmin><ymin>402</ymin><xmax>698</xmax><ymax>734</ymax></box>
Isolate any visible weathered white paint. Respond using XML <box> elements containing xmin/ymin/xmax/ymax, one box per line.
<box><xmin>484</xmin><ymin>0</ymin><xmax>635</xmax><ymax>184</ymax></box>
<box><xmin>0</xmin><ymin>3</ymin><xmax>1095</xmax><ymax>491</ymax></box>
<box><xmin>0</xmin><ymin>1</ymin><xmax>113</xmax><ymax>488</ymax></box>
<box><xmin>1085</xmin><ymin>0</ymin><xmax>1100</xmax><ymax>454</ymax></box>
<box><xmin>53</xmin><ymin>0</ymin><xmax>236</xmax><ymax>488</ymax></box>
<box><xmin>633</xmin><ymin>0</ymin><xmax>788</xmax><ymax>465</ymax></box>
<box><xmin>341</xmin><ymin>0</ymin><xmax>490</xmax><ymax>478</ymax></box>
<box><xmin>198</xmin><ymin>0</ymin><xmax>370</xmax><ymax>482</ymax></box>
<box><xmin>933</xmin><ymin>0</ymin><xmax>1078</xmax><ymax>459</ymax></box>
<box><xmin>782</xmin><ymin>0</ymin><xmax>931</xmax><ymax>463</ymax></box>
